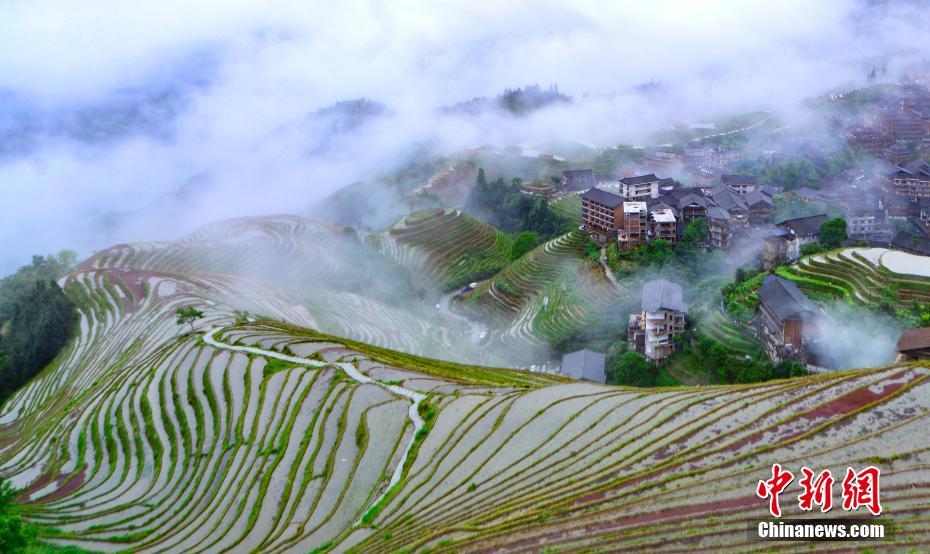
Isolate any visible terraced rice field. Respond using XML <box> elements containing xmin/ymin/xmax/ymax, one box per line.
<box><xmin>4</xmin><ymin>221</ymin><xmax>930</xmax><ymax>552</ymax></box>
<box><xmin>464</xmin><ymin>230</ymin><xmax>625</xmax><ymax>363</ymax></box>
<box><xmin>549</xmin><ymin>193</ymin><xmax>582</xmax><ymax>221</ymax></box>
<box><xmin>697</xmin><ymin>309</ymin><xmax>757</xmax><ymax>355</ymax></box>
<box><xmin>371</xmin><ymin>208</ymin><xmax>512</xmax><ymax>291</ymax></box>
<box><xmin>781</xmin><ymin>247</ymin><xmax>930</xmax><ymax>308</ymax></box>
<box><xmin>73</xmin><ymin>214</ymin><xmax>510</xmax><ymax>365</ymax></box>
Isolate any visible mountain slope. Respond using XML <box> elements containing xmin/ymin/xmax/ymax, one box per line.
<box><xmin>1</xmin><ymin>218</ymin><xmax>929</xmax><ymax>553</ymax></box>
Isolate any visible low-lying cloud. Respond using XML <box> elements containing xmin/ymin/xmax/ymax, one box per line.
<box><xmin>2</xmin><ymin>0</ymin><xmax>930</xmax><ymax>271</ymax></box>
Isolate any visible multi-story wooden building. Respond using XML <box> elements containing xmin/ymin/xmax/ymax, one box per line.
<box><xmin>889</xmin><ymin>162</ymin><xmax>930</xmax><ymax>199</ymax></box>
<box><xmin>581</xmin><ymin>187</ymin><xmax>623</xmax><ymax>243</ymax></box>
<box><xmin>628</xmin><ymin>279</ymin><xmax>688</xmax><ymax>362</ymax></box>
<box><xmin>745</xmin><ymin>189</ymin><xmax>775</xmax><ymax>224</ymax></box>
<box><xmin>754</xmin><ymin>276</ymin><xmax>820</xmax><ymax>363</ymax></box>
<box><xmin>649</xmin><ymin>207</ymin><xmax>677</xmax><ymax>244</ymax></box>
<box><xmin>708</xmin><ymin>186</ymin><xmax>749</xmax><ymax>228</ymax></box>
<box><xmin>619</xmin><ymin>201</ymin><xmax>648</xmax><ymax>250</ymax></box>
<box><xmin>776</xmin><ymin>214</ymin><xmax>829</xmax><ymax>246</ymax></box>
<box><xmin>707</xmin><ymin>206</ymin><xmax>732</xmax><ymax>250</ymax></box>
<box><xmin>720</xmin><ymin>174</ymin><xmax>758</xmax><ymax>194</ymax></box>
<box><xmin>620</xmin><ymin>174</ymin><xmax>662</xmax><ymax>200</ymax></box>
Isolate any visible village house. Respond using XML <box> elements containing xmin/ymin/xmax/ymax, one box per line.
<box><xmin>649</xmin><ymin>207</ymin><xmax>678</xmax><ymax>244</ymax></box>
<box><xmin>745</xmin><ymin>189</ymin><xmax>775</xmax><ymax>224</ymax></box>
<box><xmin>708</xmin><ymin>186</ymin><xmax>749</xmax><ymax>227</ymax></box>
<box><xmin>707</xmin><ymin>206</ymin><xmax>732</xmax><ymax>250</ymax></box>
<box><xmin>846</xmin><ymin>201</ymin><xmax>890</xmax><ymax>242</ymax></box>
<box><xmin>676</xmin><ymin>192</ymin><xmax>713</xmax><ymax>224</ymax></box>
<box><xmin>620</xmin><ymin>174</ymin><xmax>662</xmax><ymax>200</ymax></box>
<box><xmin>846</xmin><ymin>126</ymin><xmax>894</xmax><ymax>157</ymax></box>
<box><xmin>762</xmin><ymin>229</ymin><xmax>799</xmax><ymax>270</ymax></box>
<box><xmin>884</xmin><ymin>193</ymin><xmax>911</xmax><ymax>222</ymax></box>
<box><xmin>753</xmin><ymin>275</ymin><xmax>821</xmax><ymax>363</ymax></box>
<box><xmin>720</xmin><ymin>174</ymin><xmax>758</xmax><ymax>194</ymax></box>
<box><xmin>890</xmin><ymin>161</ymin><xmax>930</xmax><ymax>199</ymax></box>
<box><xmin>776</xmin><ymin>214</ymin><xmax>829</xmax><ymax>246</ymax></box>
<box><xmin>561</xmin><ymin>349</ymin><xmax>607</xmax><ymax>383</ymax></box>
<box><xmin>561</xmin><ymin>169</ymin><xmax>595</xmax><ymax>191</ymax></box>
<box><xmin>628</xmin><ymin>279</ymin><xmax>688</xmax><ymax>362</ymax></box>
<box><xmin>619</xmin><ymin>201</ymin><xmax>648</xmax><ymax>250</ymax></box>
<box><xmin>884</xmin><ymin>141</ymin><xmax>913</xmax><ymax>166</ymax></box>
<box><xmin>580</xmin><ymin>187</ymin><xmax>623</xmax><ymax>243</ymax></box>
<box><xmin>896</xmin><ymin>328</ymin><xmax>930</xmax><ymax>362</ymax></box>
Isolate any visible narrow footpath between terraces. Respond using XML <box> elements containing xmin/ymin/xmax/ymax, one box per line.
<box><xmin>202</xmin><ymin>326</ymin><xmax>426</xmax><ymax>523</ymax></box>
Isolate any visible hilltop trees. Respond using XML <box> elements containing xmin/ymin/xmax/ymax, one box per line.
<box><xmin>466</xmin><ymin>170</ymin><xmax>571</xmax><ymax>239</ymax></box>
<box><xmin>0</xmin><ymin>280</ymin><xmax>77</xmax><ymax>402</ymax></box>
<box><xmin>0</xmin><ymin>251</ymin><xmax>76</xmax><ymax>324</ymax></box>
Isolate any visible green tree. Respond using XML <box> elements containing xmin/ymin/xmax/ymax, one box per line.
<box><xmin>176</xmin><ymin>307</ymin><xmax>205</xmax><ymax>333</ymax></box>
<box><xmin>611</xmin><ymin>351</ymin><xmax>655</xmax><ymax>387</ymax></box>
<box><xmin>642</xmin><ymin>238</ymin><xmax>673</xmax><ymax>266</ymax></box>
<box><xmin>0</xmin><ymin>477</ymin><xmax>35</xmax><ymax>553</ymax></box>
<box><xmin>800</xmin><ymin>242</ymin><xmax>823</xmax><ymax>257</ymax></box>
<box><xmin>682</xmin><ymin>218</ymin><xmax>709</xmax><ymax>246</ymax></box>
<box><xmin>820</xmin><ymin>218</ymin><xmax>848</xmax><ymax>249</ymax></box>
<box><xmin>0</xmin><ymin>251</ymin><xmax>77</xmax><ymax>324</ymax></box>
<box><xmin>510</xmin><ymin>231</ymin><xmax>539</xmax><ymax>260</ymax></box>
<box><xmin>1</xmin><ymin>280</ymin><xmax>77</xmax><ymax>401</ymax></box>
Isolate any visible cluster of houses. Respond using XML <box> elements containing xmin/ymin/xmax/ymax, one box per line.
<box><xmin>842</xmin><ymin>83</ymin><xmax>930</xmax><ymax>164</ymax></box>
<box><xmin>575</xmin><ymin>172</ymin><xmax>775</xmax><ymax>251</ymax></box>
<box><xmin>559</xmin><ymin>271</ymin><xmax>930</xmax><ymax>384</ymax></box>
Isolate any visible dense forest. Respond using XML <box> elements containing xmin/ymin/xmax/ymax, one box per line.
<box><xmin>0</xmin><ymin>252</ymin><xmax>78</xmax><ymax>403</ymax></box>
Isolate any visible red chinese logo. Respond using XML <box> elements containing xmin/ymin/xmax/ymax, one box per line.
<box><xmin>756</xmin><ymin>463</ymin><xmax>794</xmax><ymax>517</ymax></box>
<box><xmin>841</xmin><ymin>466</ymin><xmax>882</xmax><ymax>516</ymax></box>
<box><xmin>798</xmin><ymin>467</ymin><xmax>834</xmax><ymax>512</ymax></box>
<box><xmin>757</xmin><ymin>464</ymin><xmax>882</xmax><ymax>517</ymax></box>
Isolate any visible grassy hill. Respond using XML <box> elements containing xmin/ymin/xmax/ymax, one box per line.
<box><xmin>2</xmin><ymin>221</ymin><xmax>930</xmax><ymax>552</ymax></box>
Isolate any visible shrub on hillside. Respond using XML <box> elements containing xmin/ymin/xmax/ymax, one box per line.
<box><xmin>610</xmin><ymin>351</ymin><xmax>655</xmax><ymax>387</ymax></box>
<box><xmin>510</xmin><ymin>231</ymin><xmax>539</xmax><ymax>261</ymax></box>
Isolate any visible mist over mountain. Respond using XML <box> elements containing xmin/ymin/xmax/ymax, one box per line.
<box><xmin>2</xmin><ymin>0</ymin><xmax>930</xmax><ymax>272</ymax></box>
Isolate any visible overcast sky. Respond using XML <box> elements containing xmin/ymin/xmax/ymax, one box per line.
<box><xmin>0</xmin><ymin>0</ymin><xmax>927</xmax><ymax>271</ymax></box>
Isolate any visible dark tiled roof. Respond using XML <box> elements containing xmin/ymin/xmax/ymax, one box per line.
<box><xmin>721</xmin><ymin>174</ymin><xmax>758</xmax><ymax>185</ymax></box>
<box><xmin>620</xmin><ymin>173</ymin><xmax>660</xmax><ymax>186</ymax></box>
<box><xmin>776</xmin><ymin>214</ymin><xmax>829</xmax><ymax>237</ymax></box>
<box><xmin>677</xmin><ymin>192</ymin><xmax>711</xmax><ymax>210</ymax></box>
<box><xmin>561</xmin><ymin>350</ymin><xmax>606</xmax><ymax>383</ymax></box>
<box><xmin>897</xmin><ymin>328</ymin><xmax>930</xmax><ymax>353</ymax></box>
<box><xmin>707</xmin><ymin>206</ymin><xmax>731</xmax><ymax>221</ymax></box>
<box><xmin>642</xmin><ymin>279</ymin><xmax>687</xmax><ymax>313</ymax></box>
<box><xmin>745</xmin><ymin>190</ymin><xmax>774</xmax><ymax>207</ymax></box>
<box><xmin>581</xmin><ymin>187</ymin><xmax>623</xmax><ymax>208</ymax></box>
<box><xmin>758</xmin><ymin>275</ymin><xmax>818</xmax><ymax>321</ymax></box>
<box><xmin>710</xmin><ymin>188</ymin><xmax>748</xmax><ymax>212</ymax></box>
